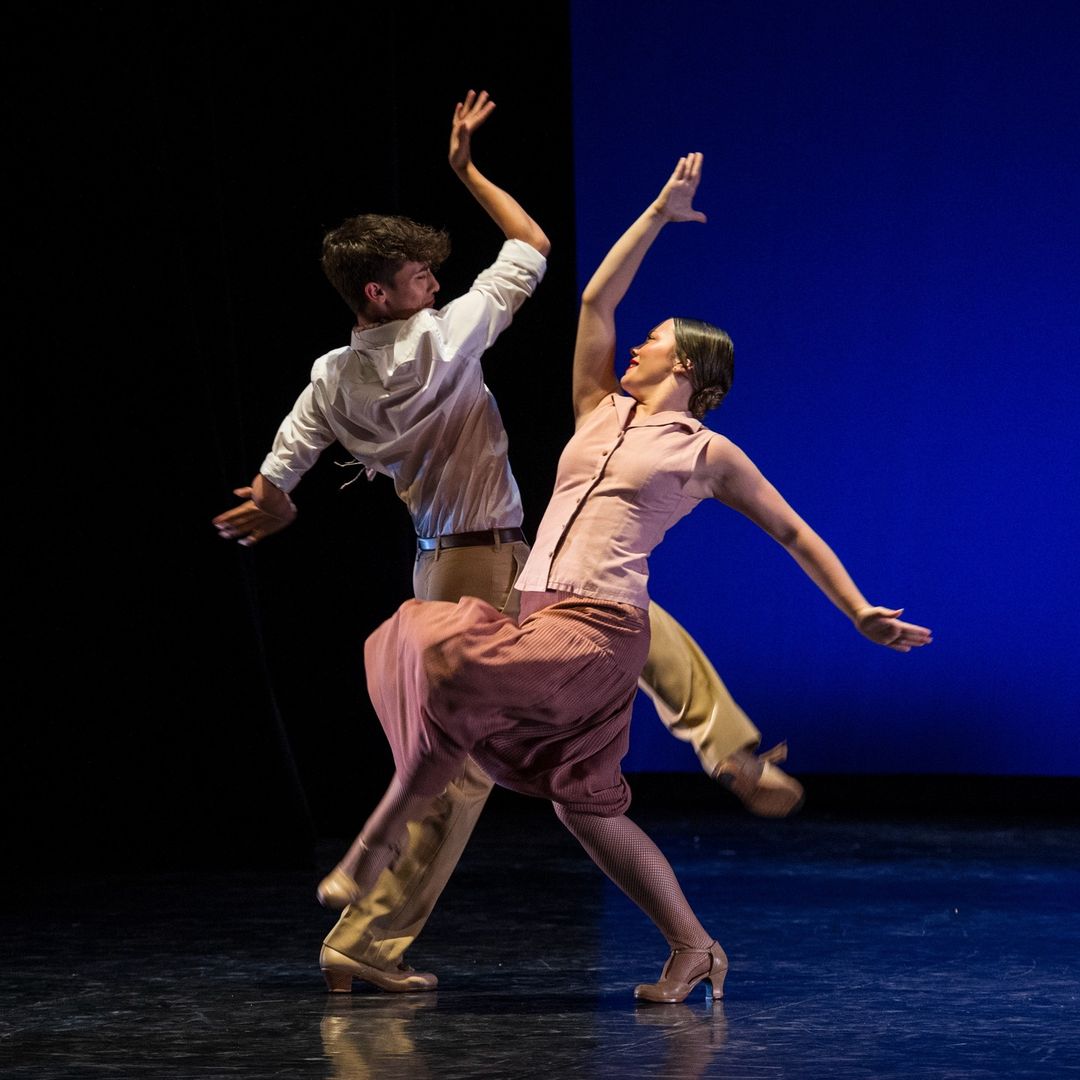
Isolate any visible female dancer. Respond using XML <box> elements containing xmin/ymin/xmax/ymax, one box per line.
<box><xmin>318</xmin><ymin>152</ymin><xmax>932</xmax><ymax>1003</ymax></box>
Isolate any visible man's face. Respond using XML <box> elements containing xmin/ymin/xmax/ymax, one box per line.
<box><xmin>379</xmin><ymin>261</ymin><xmax>440</xmax><ymax>320</ymax></box>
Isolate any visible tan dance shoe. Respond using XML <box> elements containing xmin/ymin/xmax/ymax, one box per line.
<box><xmin>714</xmin><ymin>741</ymin><xmax>805</xmax><ymax>817</ymax></box>
<box><xmin>320</xmin><ymin>945</ymin><xmax>439</xmax><ymax>993</ymax></box>
<box><xmin>634</xmin><ymin>941</ymin><xmax>728</xmax><ymax>1004</ymax></box>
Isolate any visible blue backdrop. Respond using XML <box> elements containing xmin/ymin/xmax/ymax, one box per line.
<box><xmin>571</xmin><ymin>0</ymin><xmax>1079</xmax><ymax>775</ymax></box>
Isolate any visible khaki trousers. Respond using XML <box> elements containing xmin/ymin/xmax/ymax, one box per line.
<box><xmin>323</xmin><ymin>540</ymin><xmax>760</xmax><ymax>967</ymax></box>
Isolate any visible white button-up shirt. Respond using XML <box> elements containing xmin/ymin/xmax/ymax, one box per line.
<box><xmin>259</xmin><ymin>239</ymin><xmax>547</xmax><ymax>538</ymax></box>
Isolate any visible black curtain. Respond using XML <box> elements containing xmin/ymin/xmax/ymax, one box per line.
<box><xmin>8</xmin><ymin>2</ymin><xmax>576</xmax><ymax>870</ymax></box>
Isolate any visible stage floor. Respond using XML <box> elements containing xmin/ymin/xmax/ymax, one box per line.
<box><xmin>4</xmin><ymin>790</ymin><xmax>1078</xmax><ymax>1079</ymax></box>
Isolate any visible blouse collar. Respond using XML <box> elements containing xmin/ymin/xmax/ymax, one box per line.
<box><xmin>609</xmin><ymin>392</ymin><xmax>704</xmax><ymax>433</ymax></box>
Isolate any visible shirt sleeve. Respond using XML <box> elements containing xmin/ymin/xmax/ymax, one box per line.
<box><xmin>258</xmin><ymin>382</ymin><xmax>338</xmax><ymax>494</ymax></box>
<box><xmin>428</xmin><ymin>238</ymin><xmax>547</xmax><ymax>363</ymax></box>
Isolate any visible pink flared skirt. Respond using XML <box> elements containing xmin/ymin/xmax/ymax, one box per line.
<box><xmin>363</xmin><ymin>590</ymin><xmax>651</xmax><ymax>816</ymax></box>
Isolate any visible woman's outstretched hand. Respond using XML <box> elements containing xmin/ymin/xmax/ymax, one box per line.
<box><xmin>654</xmin><ymin>152</ymin><xmax>708</xmax><ymax>224</ymax></box>
<box><xmin>449</xmin><ymin>89</ymin><xmax>496</xmax><ymax>173</ymax></box>
<box><xmin>854</xmin><ymin>606</ymin><xmax>933</xmax><ymax>652</ymax></box>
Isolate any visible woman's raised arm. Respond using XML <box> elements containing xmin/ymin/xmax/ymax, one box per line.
<box><xmin>572</xmin><ymin>153</ymin><xmax>707</xmax><ymax>425</ymax></box>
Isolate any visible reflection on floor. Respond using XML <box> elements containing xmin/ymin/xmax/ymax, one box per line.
<box><xmin>3</xmin><ymin>786</ymin><xmax>1078</xmax><ymax>1079</ymax></box>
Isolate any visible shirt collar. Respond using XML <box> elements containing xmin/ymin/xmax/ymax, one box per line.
<box><xmin>609</xmin><ymin>392</ymin><xmax>704</xmax><ymax>433</ymax></box>
<box><xmin>349</xmin><ymin>319</ymin><xmax>413</xmax><ymax>384</ymax></box>
<box><xmin>350</xmin><ymin>321</ymin><xmax>401</xmax><ymax>349</ymax></box>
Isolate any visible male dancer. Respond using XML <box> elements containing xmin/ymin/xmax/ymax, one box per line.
<box><xmin>213</xmin><ymin>91</ymin><xmax>801</xmax><ymax>993</ymax></box>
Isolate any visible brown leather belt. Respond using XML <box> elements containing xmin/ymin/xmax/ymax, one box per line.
<box><xmin>416</xmin><ymin>527</ymin><xmax>527</xmax><ymax>552</ymax></box>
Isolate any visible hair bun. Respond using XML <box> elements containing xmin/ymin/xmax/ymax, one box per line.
<box><xmin>688</xmin><ymin>385</ymin><xmax>727</xmax><ymax>419</ymax></box>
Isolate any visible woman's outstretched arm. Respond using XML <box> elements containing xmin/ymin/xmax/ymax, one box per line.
<box><xmin>572</xmin><ymin>153</ymin><xmax>707</xmax><ymax>426</ymax></box>
<box><xmin>699</xmin><ymin>437</ymin><xmax>933</xmax><ymax>651</ymax></box>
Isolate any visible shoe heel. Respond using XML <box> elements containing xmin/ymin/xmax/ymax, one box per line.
<box><xmin>322</xmin><ymin>966</ymin><xmax>353</xmax><ymax>993</ymax></box>
<box><xmin>761</xmin><ymin>740</ymin><xmax>788</xmax><ymax>764</ymax></box>
<box><xmin>708</xmin><ymin>941</ymin><xmax>728</xmax><ymax>1002</ymax></box>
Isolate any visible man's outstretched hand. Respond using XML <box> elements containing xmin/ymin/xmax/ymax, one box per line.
<box><xmin>212</xmin><ymin>484</ymin><xmax>297</xmax><ymax>547</ymax></box>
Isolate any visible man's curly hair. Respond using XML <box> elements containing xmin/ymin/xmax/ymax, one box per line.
<box><xmin>321</xmin><ymin>213</ymin><xmax>451</xmax><ymax>315</ymax></box>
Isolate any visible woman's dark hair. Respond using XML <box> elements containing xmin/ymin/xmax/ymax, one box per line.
<box><xmin>673</xmin><ymin>317</ymin><xmax>734</xmax><ymax>419</ymax></box>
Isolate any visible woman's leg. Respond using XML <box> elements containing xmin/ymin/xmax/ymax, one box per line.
<box><xmin>554</xmin><ymin>805</ymin><xmax>712</xmax><ymax>950</ymax></box>
<box><xmin>554</xmin><ymin>804</ymin><xmax>728</xmax><ymax>999</ymax></box>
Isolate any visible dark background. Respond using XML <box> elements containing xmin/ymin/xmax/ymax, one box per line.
<box><xmin>8</xmin><ymin>2</ymin><xmax>1077</xmax><ymax>874</ymax></box>
<box><xmin>9</xmin><ymin>2</ymin><xmax>578</xmax><ymax>869</ymax></box>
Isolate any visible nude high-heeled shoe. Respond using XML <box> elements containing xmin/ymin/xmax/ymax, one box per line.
<box><xmin>634</xmin><ymin>941</ymin><xmax>728</xmax><ymax>1004</ymax></box>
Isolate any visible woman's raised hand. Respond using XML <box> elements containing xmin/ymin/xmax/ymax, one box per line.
<box><xmin>654</xmin><ymin>152</ymin><xmax>707</xmax><ymax>224</ymax></box>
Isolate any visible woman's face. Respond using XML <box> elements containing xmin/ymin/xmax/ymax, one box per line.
<box><xmin>621</xmin><ymin>318</ymin><xmax>679</xmax><ymax>397</ymax></box>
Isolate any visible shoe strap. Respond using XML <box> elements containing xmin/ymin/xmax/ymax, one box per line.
<box><xmin>661</xmin><ymin>942</ymin><xmax>719</xmax><ymax>983</ymax></box>
<box><xmin>759</xmin><ymin>740</ymin><xmax>789</xmax><ymax>764</ymax></box>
